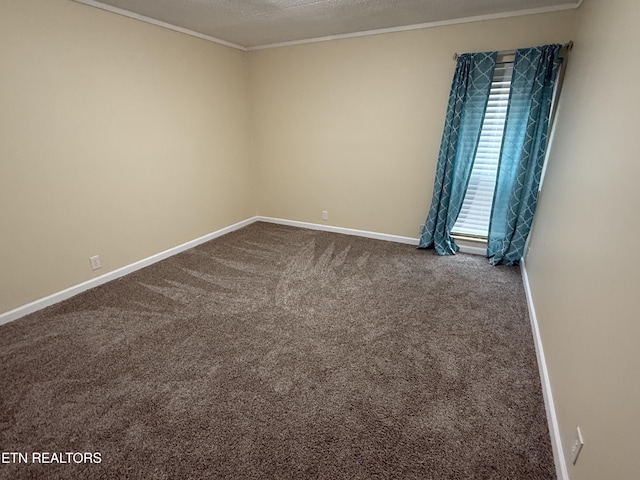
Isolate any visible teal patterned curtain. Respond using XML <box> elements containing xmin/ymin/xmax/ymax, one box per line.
<box><xmin>487</xmin><ymin>44</ymin><xmax>562</xmax><ymax>265</ymax></box>
<box><xmin>419</xmin><ymin>52</ymin><xmax>497</xmax><ymax>255</ymax></box>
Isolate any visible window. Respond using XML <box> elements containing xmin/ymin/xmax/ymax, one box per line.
<box><xmin>452</xmin><ymin>62</ymin><xmax>513</xmax><ymax>238</ymax></box>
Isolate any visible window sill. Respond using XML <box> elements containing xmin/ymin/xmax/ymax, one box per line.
<box><xmin>451</xmin><ymin>234</ymin><xmax>487</xmax><ymax>244</ymax></box>
<box><xmin>452</xmin><ymin>234</ymin><xmax>487</xmax><ymax>255</ymax></box>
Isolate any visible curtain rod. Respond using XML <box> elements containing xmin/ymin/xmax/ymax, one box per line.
<box><xmin>452</xmin><ymin>40</ymin><xmax>573</xmax><ymax>61</ymax></box>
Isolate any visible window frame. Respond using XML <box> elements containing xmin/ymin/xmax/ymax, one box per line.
<box><xmin>451</xmin><ymin>52</ymin><xmax>566</xmax><ymax>242</ymax></box>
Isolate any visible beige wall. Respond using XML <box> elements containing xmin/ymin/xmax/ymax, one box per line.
<box><xmin>0</xmin><ymin>0</ymin><xmax>254</xmax><ymax>314</ymax></box>
<box><xmin>526</xmin><ymin>0</ymin><xmax>640</xmax><ymax>478</ymax></box>
<box><xmin>3</xmin><ymin>1</ymin><xmax>636</xmax><ymax>477</ymax></box>
<box><xmin>249</xmin><ymin>11</ymin><xmax>578</xmax><ymax>238</ymax></box>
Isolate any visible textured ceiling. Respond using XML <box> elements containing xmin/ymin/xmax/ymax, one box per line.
<box><xmin>78</xmin><ymin>0</ymin><xmax>580</xmax><ymax>49</ymax></box>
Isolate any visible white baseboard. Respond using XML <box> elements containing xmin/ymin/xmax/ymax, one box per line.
<box><xmin>451</xmin><ymin>235</ymin><xmax>487</xmax><ymax>256</ymax></box>
<box><xmin>0</xmin><ymin>217</ymin><xmax>258</xmax><ymax>326</ymax></box>
<box><xmin>0</xmin><ymin>214</ymin><xmax>566</xmax><ymax>477</ymax></box>
<box><xmin>1</xmin><ymin>216</ymin><xmax>485</xmax><ymax>326</ymax></box>
<box><xmin>457</xmin><ymin>244</ymin><xmax>486</xmax><ymax>255</ymax></box>
<box><xmin>256</xmin><ymin>216</ymin><xmax>420</xmax><ymax>245</ymax></box>
<box><xmin>257</xmin><ymin>216</ymin><xmax>486</xmax><ymax>257</ymax></box>
<box><xmin>520</xmin><ymin>258</ymin><xmax>568</xmax><ymax>480</ymax></box>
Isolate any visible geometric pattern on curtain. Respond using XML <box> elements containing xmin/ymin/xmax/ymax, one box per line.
<box><xmin>487</xmin><ymin>44</ymin><xmax>562</xmax><ymax>265</ymax></box>
<box><xmin>419</xmin><ymin>52</ymin><xmax>497</xmax><ymax>255</ymax></box>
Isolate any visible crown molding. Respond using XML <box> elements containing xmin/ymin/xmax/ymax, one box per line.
<box><xmin>71</xmin><ymin>0</ymin><xmax>581</xmax><ymax>52</ymax></box>
<box><xmin>71</xmin><ymin>0</ymin><xmax>247</xmax><ymax>51</ymax></box>
<box><xmin>248</xmin><ymin>2</ymin><xmax>582</xmax><ymax>51</ymax></box>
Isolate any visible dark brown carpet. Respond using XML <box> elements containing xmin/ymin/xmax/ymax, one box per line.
<box><xmin>0</xmin><ymin>222</ymin><xmax>554</xmax><ymax>479</ymax></box>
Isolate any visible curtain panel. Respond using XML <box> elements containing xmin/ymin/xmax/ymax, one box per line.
<box><xmin>487</xmin><ymin>44</ymin><xmax>562</xmax><ymax>265</ymax></box>
<box><xmin>418</xmin><ymin>52</ymin><xmax>497</xmax><ymax>255</ymax></box>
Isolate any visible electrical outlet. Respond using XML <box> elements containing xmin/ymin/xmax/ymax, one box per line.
<box><xmin>418</xmin><ymin>224</ymin><xmax>425</xmax><ymax>235</ymax></box>
<box><xmin>571</xmin><ymin>426</ymin><xmax>584</xmax><ymax>465</ymax></box>
<box><xmin>89</xmin><ymin>255</ymin><xmax>101</xmax><ymax>271</ymax></box>
<box><xmin>322</xmin><ymin>210</ymin><xmax>328</xmax><ymax>221</ymax></box>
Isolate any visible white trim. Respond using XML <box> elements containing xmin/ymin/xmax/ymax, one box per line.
<box><xmin>520</xmin><ymin>257</ymin><xmax>568</xmax><ymax>480</ymax></box>
<box><xmin>457</xmin><ymin>244</ymin><xmax>486</xmax><ymax>256</ymax></box>
<box><xmin>0</xmin><ymin>213</ymin><xmax>567</xmax><ymax>475</ymax></box>
<box><xmin>247</xmin><ymin>2</ymin><xmax>581</xmax><ymax>51</ymax></box>
<box><xmin>257</xmin><ymin>216</ymin><xmax>486</xmax><ymax>256</ymax></box>
<box><xmin>70</xmin><ymin>0</ymin><xmax>247</xmax><ymax>51</ymax></box>
<box><xmin>0</xmin><ymin>217</ymin><xmax>257</xmax><ymax>326</ymax></box>
<box><xmin>451</xmin><ymin>235</ymin><xmax>487</xmax><ymax>256</ymax></box>
<box><xmin>451</xmin><ymin>234</ymin><xmax>486</xmax><ymax>244</ymax></box>
<box><xmin>71</xmin><ymin>0</ymin><xmax>579</xmax><ymax>52</ymax></box>
<box><xmin>256</xmin><ymin>216</ymin><xmax>419</xmax><ymax>245</ymax></box>
<box><xmin>0</xmin><ymin>216</ymin><xmax>489</xmax><ymax>325</ymax></box>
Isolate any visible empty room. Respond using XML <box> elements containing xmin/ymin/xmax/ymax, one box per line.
<box><xmin>1</xmin><ymin>0</ymin><xmax>638</xmax><ymax>479</ymax></box>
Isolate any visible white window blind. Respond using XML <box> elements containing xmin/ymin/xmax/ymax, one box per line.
<box><xmin>452</xmin><ymin>62</ymin><xmax>514</xmax><ymax>238</ymax></box>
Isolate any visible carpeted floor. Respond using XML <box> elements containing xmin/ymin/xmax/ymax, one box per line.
<box><xmin>0</xmin><ymin>222</ymin><xmax>555</xmax><ymax>479</ymax></box>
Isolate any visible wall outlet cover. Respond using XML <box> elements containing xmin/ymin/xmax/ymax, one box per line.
<box><xmin>571</xmin><ymin>426</ymin><xmax>584</xmax><ymax>465</ymax></box>
<box><xmin>89</xmin><ymin>255</ymin><xmax>101</xmax><ymax>271</ymax></box>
